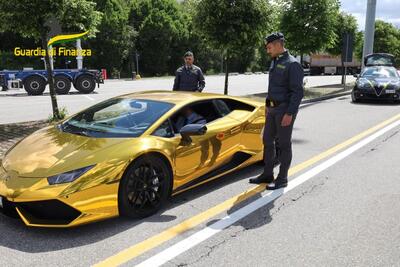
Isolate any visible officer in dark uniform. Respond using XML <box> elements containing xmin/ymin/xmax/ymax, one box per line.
<box><xmin>249</xmin><ymin>32</ymin><xmax>304</xmax><ymax>190</ymax></box>
<box><xmin>173</xmin><ymin>51</ymin><xmax>206</xmax><ymax>92</ymax></box>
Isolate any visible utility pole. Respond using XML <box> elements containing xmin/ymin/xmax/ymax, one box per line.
<box><xmin>361</xmin><ymin>0</ymin><xmax>377</xmax><ymax>69</ymax></box>
<box><xmin>76</xmin><ymin>39</ymin><xmax>83</xmax><ymax>69</ymax></box>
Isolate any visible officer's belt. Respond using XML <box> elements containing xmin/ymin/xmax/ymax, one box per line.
<box><xmin>265</xmin><ymin>99</ymin><xmax>285</xmax><ymax>107</ymax></box>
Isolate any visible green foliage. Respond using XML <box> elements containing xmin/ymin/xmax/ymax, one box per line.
<box><xmin>326</xmin><ymin>12</ymin><xmax>358</xmax><ymax>56</ymax></box>
<box><xmin>0</xmin><ymin>0</ymin><xmax>102</xmax><ymax>39</ymax></box>
<box><xmin>194</xmin><ymin>0</ymin><xmax>272</xmax><ymax>56</ymax></box>
<box><xmin>85</xmin><ymin>0</ymin><xmax>136</xmax><ymax>75</ymax></box>
<box><xmin>48</xmin><ymin>106</ymin><xmax>68</xmax><ymax>123</ymax></box>
<box><xmin>194</xmin><ymin>0</ymin><xmax>273</xmax><ymax>92</ymax></box>
<box><xmin>61</xmin><ymin>0</ymin><xmax>102</xmax><ymax>34</ymax></box>
<box><xmin>280</xmin><ymin>0</ymin><xmax>339</xmax><ymax>56</ymax></box>
<box><xmin>373</xmin><ymin>20</ymin><xmax>400</xmax><ymax>66</ymax></box>
<box><xmin>130</xmin><ymin>0</ymin><xmax>188</xmax><ymax>76</ymax></box>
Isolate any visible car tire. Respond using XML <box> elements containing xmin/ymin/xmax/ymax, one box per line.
<box><xmin>118</xmin><ymin>155</ymin><xmax>172</xmax><ymax>219</ymax></box>
<box><xmin>351</xmin><ymin>92</ymin><xmax>359</xmax><ymax>103</ymax></box>
<box><xmin>24</xmin><ymin>76</ymin><xmax>46</xmax><ymax>95</ymax></box>
<box><xmin>74</xmin><ymin>75</ymin><xmax>96</xmax><ymax>94</ymax></box>
<box><xmin>54</xmin><ymin>76</ymin><xmax>71</xmax><ymax>95</ymax></box>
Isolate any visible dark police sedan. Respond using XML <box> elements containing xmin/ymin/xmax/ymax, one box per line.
<box><xmin>352</xmin><ymin>53</ymin><xmax>400</xmax><ymax>103</ymax></box>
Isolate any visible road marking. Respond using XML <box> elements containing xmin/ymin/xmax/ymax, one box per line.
<box><xmin>84</xmin><ymin>95</ymin><xmax>95</xmax><ymax>101</ymax></box>
<box><xmin>94</xmin><ymin>113</ymin><xmax>400</xmax><ymax>267</ymax></box>
<box><xmin>136</xmin><ymin>116</ymin><xmax>400</xmax><ymax>267</ymax></box>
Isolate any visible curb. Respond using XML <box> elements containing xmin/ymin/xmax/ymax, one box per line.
<box><xmin>300</xmin><ymin>90</ymin><xmax>351</xmax><ymax>105</ymax></box>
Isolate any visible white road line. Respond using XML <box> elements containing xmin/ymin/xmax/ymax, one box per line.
<box><xmin>84</xmin><ymin>95</ymin><xmax>95</xmax><ymax>101</ymax></box>
<box><xmin>135</xmin><ymin>118</ymin><xmax>400</xmax><ymax>267</ymax></box>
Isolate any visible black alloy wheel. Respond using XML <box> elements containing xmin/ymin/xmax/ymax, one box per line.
<box><xmin>119</xmin><ymin>155</ymin><xmax>171</xmax><ymax>219</ymax></box>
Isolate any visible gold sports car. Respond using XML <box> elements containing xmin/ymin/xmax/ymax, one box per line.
<box><xmin>0</xmin><ymin>91</ymin><xmax>265</xmax><ymax>227</ymax></box>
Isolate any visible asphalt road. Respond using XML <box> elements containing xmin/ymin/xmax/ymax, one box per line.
<box><xmin>0</xmin><ymin>94</ymin><xmax>399</xmax><ymax>267</ymax></box>
<box><xmin>0</xmin><ymin>74</ymin><xmax>355</xmax><ymax>124</ymax></box>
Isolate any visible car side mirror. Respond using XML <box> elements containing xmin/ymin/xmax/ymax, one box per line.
<box><xmin>353</xmin><ymin>74</ymin><xmax>359</xmax><ymax>78</ymax></box>
<box><xmin>179</xmin><ymin>124</ymin><xmax>207</xmax><ymax>145</ymax></box>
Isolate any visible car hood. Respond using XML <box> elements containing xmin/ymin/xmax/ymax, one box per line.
<box><xmin>2</xmin><ymin>126</ymin><xmax>129</xmax><ymax>178</ymax></box>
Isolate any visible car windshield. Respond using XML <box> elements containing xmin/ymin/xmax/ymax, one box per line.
<box><xmin>60</xmin><ymin>98</ymin><xmax>174</xmax><ymax>138</ymax></box>
<box><xmin>361</xmin><ymin>67</ymin><xmax>399</xmax><ymax>79</ymax></box>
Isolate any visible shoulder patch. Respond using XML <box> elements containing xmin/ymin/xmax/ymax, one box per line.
<box><xmin>276</xmin><ymin>64</ymin><xmax>286</xmax><ymax>69</ymax></box>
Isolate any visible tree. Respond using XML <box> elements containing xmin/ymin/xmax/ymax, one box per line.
<box><xmin>130</xmin><ymin>0</ymin><xmax>188</xmax><ymax>76</ymax></box>
<box><xmin>373</xmin><ymin>20</ymin><xmax>400</xmax><ymax>66</ymax></box>
<box><xmin>86</xmin><ymin>0</ymin><xmax>136</xmax><ymax>78</ymax></box>
<box><xmin>194</xmin><ymin>0</ymin><xmax>272</xmax><ymax>94</ymax></box>
<box><xmin>325</xmin><ymin>12</ymin><xmax>358</xmax><ymax>83</ymax></box>
<box><xmin>280</xmin><ymin>0</ymin><xmax>339</xmax><ymax>60</ymax></box>
<box><xmin>0</xmin><ymin>0</ymin><xmax>101</xmax><ymax>120</ymax></box>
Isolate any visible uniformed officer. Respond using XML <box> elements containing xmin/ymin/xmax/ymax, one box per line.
<box><xmin>249</xmin><ymin>32</ymin><xmax>304</xmax><ymax>190</ymax></box>
<box><xmin>173</xmin><ymin>51</ymin><xmax>205</xmax><ymax>92</ymax></box>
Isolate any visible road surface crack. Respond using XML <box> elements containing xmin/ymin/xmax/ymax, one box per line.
<box><xmin>364</xmin><ymin>130</ymin><xmax>399</xmax><ymax>155</ymax></box>
<box><xmin>174</xmin><ymin>240</ymin><xmax>227</xmax><ymax>267</ymax></box>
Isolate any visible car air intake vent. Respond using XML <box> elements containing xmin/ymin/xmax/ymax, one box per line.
<box><xmin>16</xmin><ymin>200</ymin><xmax>81</xmax><ymax>225</ymax></box>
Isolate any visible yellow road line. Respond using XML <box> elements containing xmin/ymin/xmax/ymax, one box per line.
<box><xmin>94</xmin><ymin>113</ymin><xmax>400</xmax><ymax>267</ymax></box>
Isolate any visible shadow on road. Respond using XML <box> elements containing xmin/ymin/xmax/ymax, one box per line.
<box><xmin>205</xmin><ymin>186</ymin><xmax>280</xmax><ymax>233</ymax></box>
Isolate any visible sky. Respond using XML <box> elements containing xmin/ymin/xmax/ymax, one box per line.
<box><xmin>340</xmin><ymin>0</ymin><xmax>400</xmax><ymax>30</ymax></box>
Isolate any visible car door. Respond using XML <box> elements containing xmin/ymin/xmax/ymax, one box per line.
<box><xmin>153</xmin><ymin>100</ymin><xmax>244</xmax><ymax>192</ymax></box>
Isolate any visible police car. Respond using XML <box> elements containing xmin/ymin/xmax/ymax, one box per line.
<box><xmin>351</xmin><ymin>53</ymin><xmax>400</xmax><ymax>103</ymax></box>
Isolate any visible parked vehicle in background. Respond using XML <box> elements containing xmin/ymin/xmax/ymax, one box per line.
<box><xmin>351</xmin><ymin>53</ymin><xmax>400</xmax><ymax>103</ymax></box>
<box><xmin>0</xmin><ymin>68</ymin><xmax>103</xmax><ymax>95</ymax></box>
<box><xmin>304</xmin><ymin>53</ymin><xmax>361</xmax><ymax>75</ymax></box>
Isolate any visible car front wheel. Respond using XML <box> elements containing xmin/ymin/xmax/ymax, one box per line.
<box><xmin>118</xmin><ymin>155</ymin><xmax>171</xmax><ymax>219</ymax></box>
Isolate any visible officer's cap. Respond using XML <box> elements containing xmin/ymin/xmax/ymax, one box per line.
<box><xmin>184</xmin><ymin>51</ymin><xmax>194</xmax><ymax>57</ymax></box>
<box><xmin>265</xmin><ymin>32</ymin><xmax>285</xmax><ymax>45</ymax></box>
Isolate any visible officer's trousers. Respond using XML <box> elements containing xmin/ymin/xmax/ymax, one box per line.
<box><xmin>263</xmin><ymin>103</ymin><xmax>296</xmax><ymax>181</ymax></box>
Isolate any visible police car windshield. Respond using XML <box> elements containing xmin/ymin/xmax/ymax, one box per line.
<box><xmin>61</xmin><ymin>98</ymin><xmax>174</xmax><ymax>138</ymax></box>
<box><xmin>361</xmin><ymin>67</ymin><xmax>399</xmax><ymax>79</ymax></box>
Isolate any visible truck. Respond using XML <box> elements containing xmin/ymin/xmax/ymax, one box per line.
<box><xmin>304</xmin><ymin>53</ymin><xmax>361</xmax><ymax>76</ymax></box>
<box><xmin>0</xmin><ymin>68</ymin><xmax>104</xmax><ymax>95</ymax></box>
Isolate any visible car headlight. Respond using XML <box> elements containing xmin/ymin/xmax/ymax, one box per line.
<box><xmin>47</xmin><ymin>165</ymin><xmax>95</xmax><ymax>185</ymax></box>
<box><xmin>357</xmin><ymin>78</ymin><xmax>373</xmax><ymax>89</ymax></box>
<box><xmin>391</xmin><ymin>81</ymin><xmax>400</xmax><ymax>89</ymax></box>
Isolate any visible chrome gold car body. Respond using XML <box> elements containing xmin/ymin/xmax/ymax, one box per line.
<box><xmin>0</xmin><ymin>91</ymin><xmax>265</xmax><ymax>227</ymax></box>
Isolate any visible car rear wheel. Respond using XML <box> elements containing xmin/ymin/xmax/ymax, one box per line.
<box><xmin>119</xmin><ymin>155</ymin><xmax>171</xmax><ymax>219</ymax></box>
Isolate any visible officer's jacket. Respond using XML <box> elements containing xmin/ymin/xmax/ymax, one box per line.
<box><xmin>173</xmin><ymin>65</ymin><xmax>205</xmax><ymax>92</ymax></box>
<box><xmin>268</xmin><ymin>51</ymin><xmax>304</xmax><ymax>114</ymax></box>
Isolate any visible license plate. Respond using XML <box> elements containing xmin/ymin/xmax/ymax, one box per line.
<box><xmin>386</xmin><ymin>89</ymin><xmax>396</xmax><ymax>94</ymax></box>
<box><xmin>0</xmin><ymin>196</ymin><xmax>3</xmax><ymax>209</ymax></box>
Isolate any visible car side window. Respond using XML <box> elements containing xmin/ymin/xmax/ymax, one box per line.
<box><xmin>152</xmin><ymin>119</ymin><xmax>175</xmax><ymax>138</ymax></box>
<box><xmin>213</xmin><ymin>99</ymin><xmax>231</xmax><ymax>117</ymax></box>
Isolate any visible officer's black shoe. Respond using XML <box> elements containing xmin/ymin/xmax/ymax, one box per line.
<box><xmin>249</xmin><ymin>174</ymin><xmax>274</xmax><ymax>184</ymax></box>
<box><xmin>266</xmin><ymin>179</ymin><xmax>288</xmax><ymax>190</ymax></box>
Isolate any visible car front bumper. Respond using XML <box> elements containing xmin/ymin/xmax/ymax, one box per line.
<box><xmin>0</xmin><ymin>165</ymin><xmax>121</xmax><ymax>228</ymax></box>
<box><xmin>352</xmin><ymin>87</ymin><xmax>400</xmax><ymax>101</ymax></box>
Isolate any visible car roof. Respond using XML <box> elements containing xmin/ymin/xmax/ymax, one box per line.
<box><xmin>118</xmin><ymin>90</ymin><xmax>232</xmax><ymax>105</ymax></box>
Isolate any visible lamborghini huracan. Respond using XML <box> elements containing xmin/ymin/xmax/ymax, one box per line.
<box><xmin>0</xmin><ymin>91</ymin><xmax>265</xmax><ymax>227</ymax></box>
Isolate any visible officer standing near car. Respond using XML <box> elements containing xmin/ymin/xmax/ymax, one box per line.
<box><xmin>249</xmin><ymin>32</ymin><xmax>304</xmax><ymax>190</ymax></box>
<box><xmin>173</xmin><ymin>51</ymin><xmax>206</xmax><ymax>92</ymax></box>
